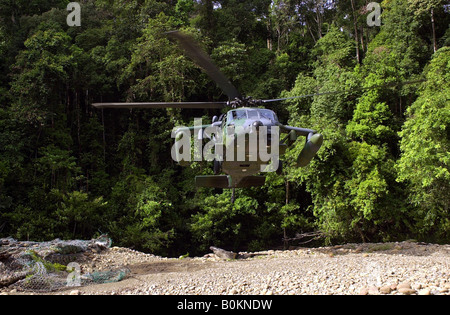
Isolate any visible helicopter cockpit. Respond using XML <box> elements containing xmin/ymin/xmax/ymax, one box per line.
<box><xmin>226</xmin><ymin>108</ymin><xmax>278</xmax><ymax>125</ymax></box>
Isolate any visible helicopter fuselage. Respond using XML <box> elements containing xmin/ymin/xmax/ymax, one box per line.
<box><xmin>216</xmin><ymin>107</ymin><xmax>283</xmax><ymax>187</ymax></box>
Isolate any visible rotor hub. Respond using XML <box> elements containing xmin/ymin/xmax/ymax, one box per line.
<box><xmin>228</xmin><ymin>97</ymin><xmax>262</xmax><ymax>108</ymax></box>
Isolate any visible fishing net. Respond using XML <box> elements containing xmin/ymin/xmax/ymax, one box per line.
<box><xmin>0</xmin><ymin>236</ymin><xmax>129</xmax><ymax>293</ymax></box>
<box><xmin>87</xmin><ymin>269</ymin><xmax>130</xmax><ymax>284</ymax></box>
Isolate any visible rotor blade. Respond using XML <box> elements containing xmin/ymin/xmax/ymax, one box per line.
<box><xmin>262</xmin><ymin>79</ymin><xmax>426</xmax><ymax>103</ymax></box>
<box><xmin>262</xmin><ymin>90</ymin><xmax>348</xmax><ymax>103</ymax></box>
<box><xmin>166</xmin><ymin>30</ymin><xmax>242</xmax><ymax>100</ymax></box>
<box><xmin>92</xmin><ymin>102</ymin><xmax>227</xmax><ymax>109</ymax></box>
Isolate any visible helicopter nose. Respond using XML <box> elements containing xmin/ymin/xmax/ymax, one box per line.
<box><xmin>249</xmin><ymin>120</ymin><xmax>274</xmax><ymax>135</ymax></box>
<box><xmin>252</xmin><ymin>121</ymin><xmax>263</xmax><ymax>129</ymax></box>
<box><xmin>249</xmin><ymin>121</ymin><xmax>263</xmax><ymax>135</ymax></box>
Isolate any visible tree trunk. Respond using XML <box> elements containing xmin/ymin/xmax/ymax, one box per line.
<box><xmin>203</xmin><ymin>0</ymin><xmax>215</xmax><ymax>38</ymax></box>
<box><xmin>284</xmin><ymin>180</ymin><xmax>289</xmax><ymax>249</ymax></box>
<box><xmin>102</xmin><ymin>108</ymin><xmax>106</xmax><ymax>162</ymax></box>
<box><xmin>315</xmin><ymin>4</ymin><xmax>323</xmax><ymax>39</ymax></box>
<box><xmin>431</xmin><ymin>8</ymin><xmax>437</xmax><ymax>53</ymax></box>
<box><xmin>285</xmin><ymin>180</ymin><xmax>289</xmax><ymax>205</ymax></box>
<box><xmin>360</xmin><ymin>25</ymin><xmax>365</xmax><ymax>53</ymax></box>
<box><xmin>267</xmin><ymin>17</ymin><xmax>273</xmax><ymax>51</ymax></box>
<box><xmin>351</xmin><ymin>0</ymin><xmax>361</xmax><ymax>64</ymax></box>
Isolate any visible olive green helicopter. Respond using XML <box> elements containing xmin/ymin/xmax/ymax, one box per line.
<box><xmin>92</xmin><ymin>31</ymin><xmax>423</xmax><ymax>202</ymax></box>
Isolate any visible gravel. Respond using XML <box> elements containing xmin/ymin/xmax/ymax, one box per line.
<box><xmin>2</xmin><ymin>241</ymin><xmax>449</xmax><ymax>295</ymax></box>
<box><xmin>66</xmin><ymin>242</ymin><xmax>450</xmax><ymax>295</ymax></box>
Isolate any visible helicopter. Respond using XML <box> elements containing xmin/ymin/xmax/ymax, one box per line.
<box><xmin>92</xmin><ymin>30</ymin><xmax>423</xmax><ymax>202</ymax></box>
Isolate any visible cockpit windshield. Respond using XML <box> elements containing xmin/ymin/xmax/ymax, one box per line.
<box><xmin>228</xmin><ymin>109</ymin><xmax>278</xmax><ymax>123</ymax></box>
<box><xmin>231</xmin><ymin>109</ymin><xmax>247</xmax><ymax>120</ymax></box>
<box><xmin>259</xmin><ymin>109</ymin><xmax>278</xmax><ymax>122</ymax></box>
<box><xmin>247</xmin><ymin>109</ymin><xmax>259</xmax><ymax>119</ymax></box>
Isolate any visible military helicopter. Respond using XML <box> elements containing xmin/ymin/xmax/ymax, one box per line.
<box><xmin>92</xmin><ymin>31</ymin><xmax>422</xmax><ymax>201</ymax></box>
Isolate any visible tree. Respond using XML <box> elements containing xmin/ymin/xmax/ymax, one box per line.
<box><xmin>190</xmin><ymin>190</ymin><xmax>260</xmax><ymax>252</ymax></box>
<box><xmin>1</xmin><ymin>0</ymin><xmax>448</xmax><ymax>253</ymax></box>
<box><xmin>55</xmin><ymin>190</ymin><xmax>107</xmax><ymax>239</ymax></box>
<box><xmin>123</xmin><ymin>13</ymin><xmax>200</xmax><ymax>104</ymax></box>
<box><xmin>310</xmin><ymin>26</ymin><xmax>358</xmax><ymax>123</ymax></box>
<box><xmin>396</xmin><ymin>47</ymin><xmax>450</xmax><ymax>242</ymax></box>
<box><xmin>408</xmin><ymin>0</ymin><xmax>448</xmax><ymax>53</ymax></box>
<box><xmin>10</xmin><ymin>28</ymin><xmax>74</xmax><ymax>126</ymax></box>
<box><xmin>282</xmin><ymin>27</ymin><xmax>360</xmax><ymax>242</ymax></box>
<box><xmin>175</xmin><ymin>0</ymin><xmax>195</xmax><ymax>26</ymax></box>
<box><xmin>211</xmin><ymin>39</ymin><xmax>248</xmax><ymax>92</ymax></box>
<box><xmin>213</xmin><ymin>0</ymin><xmax>271</xmax><ymax>44</ymax></box>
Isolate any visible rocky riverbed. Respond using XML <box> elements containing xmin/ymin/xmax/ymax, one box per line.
<box><xmin>1</xmin><ymin>240</ymin><xmax>449</xmax><ymax>295</ymax></box>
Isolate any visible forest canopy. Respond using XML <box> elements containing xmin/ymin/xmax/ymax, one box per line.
<box><xmin>0</xmin><ymin>0</ymin><xmax>449</xmax><ymax>256</ymax></box>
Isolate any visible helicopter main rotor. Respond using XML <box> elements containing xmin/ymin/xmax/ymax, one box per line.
<box><xmin>92</xmin><ymin>30</ymin><xmax>425</xmax><ymax>111</ymax></box>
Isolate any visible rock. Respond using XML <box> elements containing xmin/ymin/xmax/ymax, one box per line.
<box><xmin>69</xmin><ymin>290</ymin><xmax>80</xmax><ymax>295</ymax></box>
<box><xmin>418</xmin><ymin>288</ymin><xmax>431</xmax><ymax>295</ymax></box>
<box><xmin>210</xmin><ymin>247</ymin><xmax>237</xmax><ymax>260</ymax></box>
<box><xmin>359</xmin><ymin>287</ymin><xmax>369</xmax><ymax>295</ymax></box>
<box><xmin>380</xmin><ymin>285</ymin><xmax>392</xmax><ymax>294</ymax></box>
<box><xmin>368</xmin><ymin>286</ymin><xmax>379</xmax><ymax>295</ymax></box>
<box><xmin>398</xmin><ymin>288</ymin><xmax>416</xmax><ymax>295</ymax></box>
<box><xmin>397</xmin><ymin>282</ymin><xmax>412</xmax><ymax>290</ymax></box>
<box><xmin>228</xmin><ymin>288</ymin><xmax>238</xmax><ymax>295</ymax></box>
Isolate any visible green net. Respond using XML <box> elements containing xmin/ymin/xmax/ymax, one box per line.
<box><xmin>87</xmin><ymin>269</ymin><xmax>130</xmax><ymax>284</ymax></box>
<box><xmin>0</xmin><ymin>236</ymin><xmax>128</xmax><ymax>293</ymax></box>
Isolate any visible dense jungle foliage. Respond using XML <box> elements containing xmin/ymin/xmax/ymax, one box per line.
<box><xmin>0</xmin><ymin>0</ymin><xmax>449</xmax><ymax>256</ymax></box>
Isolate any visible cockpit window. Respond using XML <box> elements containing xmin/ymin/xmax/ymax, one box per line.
<box><xmin>259</xmin><ymin>109</ymin><xmax>278</xmax><ymax>122</ymax></box>
<box><xmin>232</xmin><ymin>110</ymin><xmax>247</xmax><ymax>120</ymax></box>
<box><xmin>247</xmin><ymin>109</ymin><xmax>259</xmax><ymax>119</ymax></box>
<box><xmin>227</xmin><ymin>109</ymin><xmax>278</xmax><ymax>123</ymax></box>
